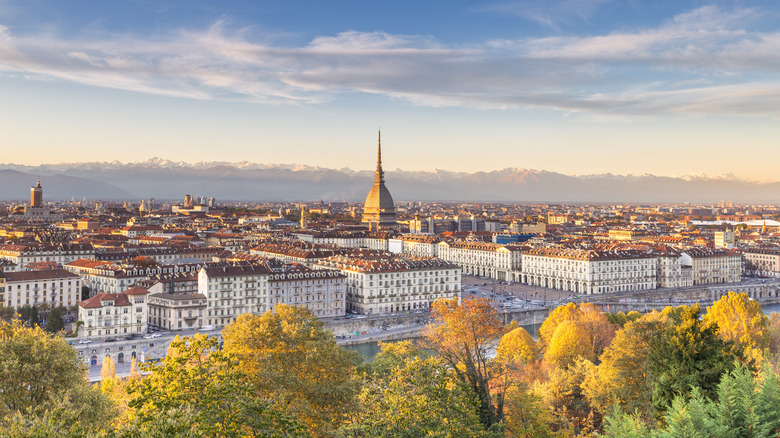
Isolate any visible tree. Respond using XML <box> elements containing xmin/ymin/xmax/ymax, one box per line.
<box><xmin>646</xmin><ymin>363</ymin><xmax>780</xmax><ymax>437</ymax></box>
<box><xmin>544</xmin><ymin>319</ymin><xmax>590</xmax><ymax>368</ymax></box>
<box><xmin>503</xmin><ymin>386</ymin><xmax>556</xmax><ymax>438</ymax></box>
<box><xmin>539</xmin><ymin>302</ymin><xmax>579</xmax><ymax>351</ymax></box>
<box><xmin>222</xmin><ymin>305</ymin><xmax>360</xmax><ymax>438</ymax></box>
<box><xmin>81</xmin><ymin>285</ymin><xmax>90</xmax><ymax>301</ymax></box>
<box><xmin>45</xmin><ymin>307</ymin><xmax>64</xmax><ymax>333</ymax></box>
<box><xmin>704</xmin><ymin>291</ymin><xmax>769</xmax><ymax>368</ymax></box>
<box><xmin>496</xmin><ymin>326</ymin><xmax>538</xmax><ymax>366</ymax></box>
<box><xmin>0</xmin><ymin>320</ymin><xmax>113</xmax><ymax>435</ymax></box>
<box><xmin>600</xmin><ymin>405</ymin><xmax>650</xmax><ymax>438</ymax></box>
<box><xmin>339</xmin><ymin>356</ymin><xmax>486</xmax><ymax>438</ymax></box>
<box><xmin>648</xmin><ymin>305</ymin><xmax>732</xmax><ymax>417</ymax></box>
<box><xmin>423</xmin><ymin>297</ymin><xmax>505</xmax><ymax>430</ymax></box>
<box><xmin>124</xmin><ymin>334</ymin><xmax>304</xmax><ymax>438</ymax></box>
<box><xmin>584</xmin><ymin>313</ymin><xmax>669</xmax><ymax>420</ymax></box>
<box><xmin>29</xmin><ymin>306</ymin><xmax>38</xmax><ymax>327</ymax></box>
<box><xmin>0</xmin><ymin>306</ymin><xmax>15</xmax><ymax>323</ymax></box>
<box><xmin>361</xmin><ymin>340</ymin><xmax>425</xmax><ymax>380</ymax></box>
<box><xmin>535</xmin><ymin>357</ymin><xmax>598</xmax><ymax>434</ymax></box>
<box><xmin>18</xmin><ymin>305</ymin><xmax>32</xmax><ymax>325</ymax></box>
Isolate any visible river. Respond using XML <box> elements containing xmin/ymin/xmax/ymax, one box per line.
<box><xmin>346</xmin><ymin>304</ymin><xmax>780</xmax><ymax>362</ymax></box>
<box><xmin>344</xmin><ymin>322</ymin><xmax>543</xmax><ymax>362</ymax></box>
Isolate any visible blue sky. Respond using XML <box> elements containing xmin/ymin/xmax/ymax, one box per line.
<box><xmin>1</xmin><ymin>0</ymin><xmax>779</xmax><ymax>180</ymax></box>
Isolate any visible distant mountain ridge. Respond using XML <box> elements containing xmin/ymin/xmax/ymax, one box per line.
<box><xmin>0</xmin><ymin>159</ymin><xmax>776</xmax><ymax>203</ymax></box>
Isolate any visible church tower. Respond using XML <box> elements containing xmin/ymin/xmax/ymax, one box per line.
<box><xmin>362</xmin><ymin>130</ymin><xmax>396</xmax><ymax>227</ymax></box>
<box><xmin>30</xmin><ymin>180</ymin><xmax>42</xmax><ymax>208</ymax></box>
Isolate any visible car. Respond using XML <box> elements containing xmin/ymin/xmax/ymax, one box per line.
<box><xmin>78</xmin><ymin>339</ymin><xmax>91</xmax><ymax>344</ymax></box>
<box><xmin>143</xmin><ymin>334</ymin><xmax>153</xmax><ymax>339</ymax></box>
<box><xmin>199</xmin><ymin>325</ymin><xmax>216</xmax><ymax>332</ymax></box>
<box><xmin>105</xmin><ymin>338</ymin><xmax>116</xmax><ymax>342</ymax></box>
<box><xmin>151</xmin><ymin>333</ymin><xmax>162</xmax><ymax>338</ymax></box>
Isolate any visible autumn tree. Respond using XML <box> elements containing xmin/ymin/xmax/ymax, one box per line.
<box><xmin>496</xmin><ymin>326</ymin><xmax>538</xmax><ymax>366</ymax></box>
<box><xmin>540</xmin><ymin>302</ymin><xmax>616</xmax><ymax>367</ymax></box>
<box><xmin>538</xmin><ymin>302</ymin><xmax>579</xmax><ymax>351</ymax></box>
<box><xmin>584</xmin><ymin>312</ymin><xmax>669</xmax><ymax>420</ymax></box>
<box><xmin>535</xmin><ymin>357</ymin><xmax>598</xmax><ymax>434</ymax></box>
<box><xmin>704</xmin><ymin>291</ymin><xmax>769</xmax><ymax>367</ymax></box>
<box><xmin>423</xmin><ymin>297</ymin><xmax>505</xmax><ymax>430</ymax></box>
<box><xmin>0</xmin><ymin>320</ymin><xmax>113</xmax><ymax>435</ymax></box>
<box><xmin>340</xmin><ymin>356</ymin><xmax>486</xmax><ymax>438</ymax></box>
<box><xmin>124</xmin><ymin>334</ymin><xmax>304</xmax><ymax>437</ymax></box>
<box><xmin>544</xmin><ymin>319</ymin><xmax>590</xmax><ymax>368</ymax></box>
<box><xmin>222</xmin><ymin>305</ymin><xmax>360</xmax><ymax>438</ymax></box>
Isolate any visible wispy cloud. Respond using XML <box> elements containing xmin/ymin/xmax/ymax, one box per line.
<box><xmin>476</xmin><ymin>0</ymin><xmax>613</xmax><ymax>29</ymax></box>
<box><xmin>1</xmin><ymin>6</ymin><xmax>779</xmax><ymax>117</ymax></box>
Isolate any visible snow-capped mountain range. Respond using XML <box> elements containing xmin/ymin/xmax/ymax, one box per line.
<box><xmin>0</xmin><ymin>159</ymin><xmax>776</xmax><ymax>203</ymax></box>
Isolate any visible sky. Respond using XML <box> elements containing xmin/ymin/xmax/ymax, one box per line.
<box><xmin>1</xmin><ymin>0</ymin><xmax>780</xmax><ymax>180</ymax></box>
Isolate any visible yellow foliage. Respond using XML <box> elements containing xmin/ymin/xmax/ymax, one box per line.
<box><xmin>497</xmin><ymin>326</ymin><xmax>538</xmax><ymax>365</ymax></box>
<box><xmin>545</xmin><ymin>320</ymin><xmax>590</xmax><ymax>368</ymax></box>
<box><xmin>222</xmin><ymin>304</ymin><xmax>359</xmax><ymax>438</ymax></box>
<box><xmin>704</xmin><ymin>291</ymin><xmax>769</xmax><ymax>366</ymax></box>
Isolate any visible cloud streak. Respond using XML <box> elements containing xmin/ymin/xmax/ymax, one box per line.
<box><xmin>1</xmin><ymin>7</ymin><xmax>780</xmax><ymax>117</ymax></box>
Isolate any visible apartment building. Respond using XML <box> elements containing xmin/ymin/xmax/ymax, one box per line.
<box><xmin>78</xmin><ymin>286</ymin><xmax>149</xmax><ymax>339</ymax></box>
<box><xmin>522</xmin><ymin>247</ymin><xmax>657</xmax><ymax>295</ymax></box>
<box><xmin>2</xmin><ymin>269</ymin><xmax>81</xmax><ymax>309</ymax></box>
<box><xmin>147</xmin><ymin>293</ymin><xmax>207</xmax><ymax>331</ymax></box>
<box><xmin>0</xmin><ymin>243</ymin><xmax>95</xmax><ymax>271</ymax></box>
<box><xmin>317</xmin><ymin>254</ymin><xmax>460</xmax><ymax>315</ymax></box>
<box><xmin>682</xmin><ymin>247</ymin><xmax>742</xmax><ymax>285</ymax></box>
<box><xmin>198</xmin><ymin>261</ymin><xmax>346</xmax><ymax>327</ymax></box>
<box><xmin>437</xmin><ymin>241</ymin><xmax>522</xmax><ymax>282</ymax></box>
<box><xmin>744</xmin><ymin>248</ymin><xmax>780</xmax><ymax>277</ymax></box>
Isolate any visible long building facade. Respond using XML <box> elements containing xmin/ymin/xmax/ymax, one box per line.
<box><xmin>317</xmin><ymin>254</ymin><xmax>461</xmax><ymax>315</ymax></box>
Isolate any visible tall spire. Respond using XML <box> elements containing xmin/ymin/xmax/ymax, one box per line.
<box><xmin>374</xmin><ymin>129</ymin><xmax>384</xmax><ymax>183</ymax></box>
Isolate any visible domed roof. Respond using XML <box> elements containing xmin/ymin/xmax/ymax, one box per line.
<box><xmin>364</xmin><ymin>183</ymin><xmax>395</xmax><ymax>211</ymax></box>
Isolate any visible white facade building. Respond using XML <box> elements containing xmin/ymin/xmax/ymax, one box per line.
<box><xmin>682</xmin><ymin>248</ymin><xmax>742</xmax><ymax>285</ymax></box>
<box><xmin>78</xmin><ymin>286</ymin><xmax>149</xmax><ymax>339</ymax></box>
<box><xmin>0</xmin><ymin>243</ymin><xmax>94</xmax><ymax>271</ymax></box>
<box><xmin>317</xmin><ymin>255</ymin><xmax>461</xmax><ymax>315</ymax></box>
<box><xmin>521</xmin><ymin>248</ymin><xmax>658</xmax><ymax>295</ymax></box>
<box><xmin>437</xmin><ymin>241</ymin><xmax>522</xmax><ymax>281</ymax></box>
<box><xmin>2</xmin><ymin>269</ymin><xmax>81</xmax><ymax>309</ymax></box>
<box><xmin>198</xmin><ymin>261</ymin><xmax>346</xmax><ymax>327</ymax></box>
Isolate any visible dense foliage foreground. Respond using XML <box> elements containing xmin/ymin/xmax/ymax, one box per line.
<box><xmin>2</xmin><ymin>292</ymin><xmax>780</xmax><ymax>437</ymax></box>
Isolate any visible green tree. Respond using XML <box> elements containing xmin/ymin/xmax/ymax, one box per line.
<box><xmin>124</xmin><ymin>334</ymin><xmax>304</xmax><ymax>438</ymax></box>
<box><xmin>81</xmin><ymin>286</ymin><xmax>90</xmax><ymax>301</ymax></box>
<box><xmin>0</xmin><ymin>320</ymin><xmax>113</xmax><ymax>435</ymax></box>
<box><xmin>651</xmin><ymin>388</ymin><xmax>716</xmax><ymax>438</ymax></box>
<box><xmin>601</xmin><ymin>405</ymin><xmax>650</xmax><ymax>438</ymax></box>
<box><xmin>648</xmin><ymin>305</ymin><xmax>732</xmax><ymax>417</ymax></box>
<box><xmin>45</xmin><ymin>307</ymin><xmax>64</xmax><ymax>333</ymax></box>
<box><xmin>17</xmin><ymin>305</ymin><xmax>32</xmax><ymax>324</ymax></box>
<box><xmin>0</xmin><ymin>306</ymin><xmax>15</xmax><ymax>322</ymax></box>
<box><xmin>28</xmin><ymin>306</ymin><xmax>38</xmax><ymax>327</ymax></box>
<box><xmin>222</xmin><ymin>305</ymin><xmax>360</xmax><ymax>438</ymax></box>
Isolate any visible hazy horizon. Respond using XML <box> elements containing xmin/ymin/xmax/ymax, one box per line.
<box><xmin>1</xmin><ymin>1</ymin><xmax>780</xmax><ymax>180</ymax></box>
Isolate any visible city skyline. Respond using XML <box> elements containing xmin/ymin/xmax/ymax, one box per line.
<box><xmin>2</xmin><ymin>1</ymin><xmax>780</xmax><ymax>180</ymax></box>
